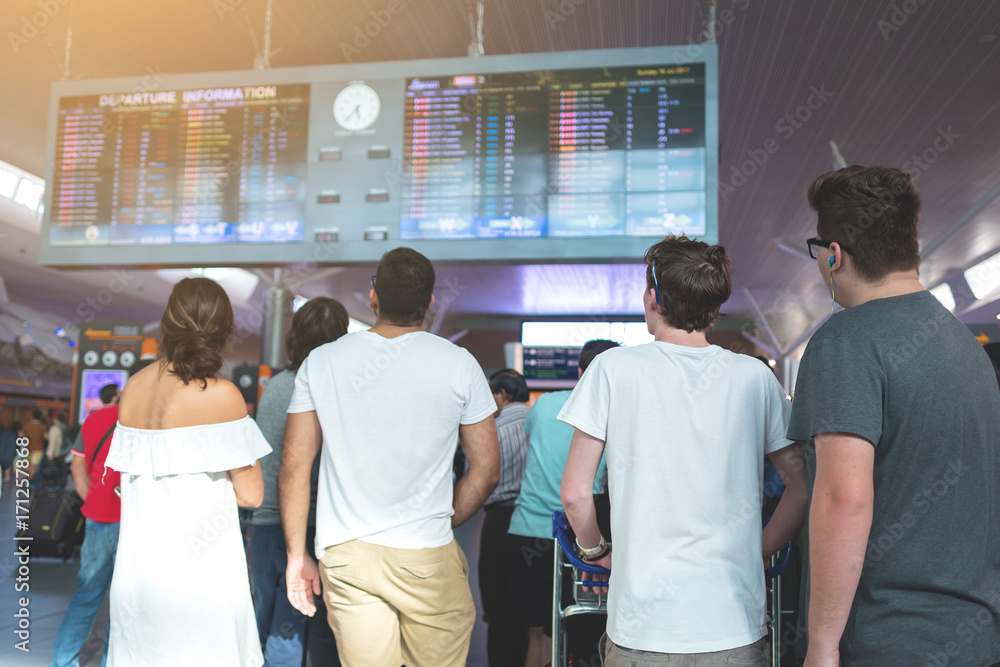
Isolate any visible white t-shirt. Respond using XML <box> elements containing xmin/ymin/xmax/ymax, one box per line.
<box><xmin>288</xmin><ymin>330</ymin><xmax>497</xmax><ymax>552</ymax></box>
<box><xmin>558</xmin><ymin>342</ymin><xmax>792</xmax><ymax>654</ymax></box>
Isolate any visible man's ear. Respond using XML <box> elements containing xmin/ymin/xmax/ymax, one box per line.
<box><xmin>369</xmin><ymin>289</ymin><xmax>378</xmax><ymax>314</ymax></box>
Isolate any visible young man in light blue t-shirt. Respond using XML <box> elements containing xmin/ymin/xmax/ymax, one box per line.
<box><xmin>507</xmin><ymin>339</ymin><xmax>618</xmax><ymax>667</ymax></box>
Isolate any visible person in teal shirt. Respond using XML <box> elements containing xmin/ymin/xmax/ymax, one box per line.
<box><xmin>507</xmin><ymin>339</ymin><xmax>618</xmax><ymax>667</ymax></box>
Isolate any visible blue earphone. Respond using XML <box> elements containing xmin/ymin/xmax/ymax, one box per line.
<box><xmin>828</xmin><ymin>255</ymin><xmax>836</xmax><ymax>313</ymax></box>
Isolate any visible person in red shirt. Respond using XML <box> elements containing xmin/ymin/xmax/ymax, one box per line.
<box><xmin>51</xmin><ymin>366</ymin><xmax>146</xmax><ymax>667</ymax></box>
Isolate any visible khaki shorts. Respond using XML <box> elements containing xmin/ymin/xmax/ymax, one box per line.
<box><xmin>317</xmin><ymin>538</ymin><xmax>475</xmax><ymax>667</ymax></box>
<box><xmin>27</xmin><ymin>451</ymin><xmax>43</xmax><ymax>466</ymax></box>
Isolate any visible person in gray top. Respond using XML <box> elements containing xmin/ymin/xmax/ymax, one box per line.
<box><xmin>479</xmin><ymin>368</ymin><xmax>531</xmax><ymax>667</ymax></box>
<box><xmin>788</xmin><ymin>166</ymin><xmax>1000</xmax><ymax>666</ymax></box>
<box><xmin>251</xmin><ymin>297</ymin><xmax>348</xmax><ymax>666</ymax></box>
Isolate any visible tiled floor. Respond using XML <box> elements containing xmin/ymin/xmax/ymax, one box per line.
<box><xmin>0</xmin><ymin>479</ymin><xmax>490</xmax><ymax>666</ymax></box>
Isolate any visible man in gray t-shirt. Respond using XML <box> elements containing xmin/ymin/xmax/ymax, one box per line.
<box><xmin>788</xmin><ymin>166</ymin><xmax>1000</xmax><ymax>666</ymax></box>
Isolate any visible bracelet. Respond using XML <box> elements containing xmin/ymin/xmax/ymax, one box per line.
<box><xmin>581</xmin><ymin>544</ymin><xmax>611</xmax><ymax>562</ymax></box>
<box><xmin>575</xmin><ymin>535</ymin><xmax>606</xmax><ymax>558</ymax></box>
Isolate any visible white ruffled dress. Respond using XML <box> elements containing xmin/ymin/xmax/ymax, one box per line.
<box><xmin>104</xmin><ymin>416</ymin><xmax>272</xmax><ymax>667</ymax></box>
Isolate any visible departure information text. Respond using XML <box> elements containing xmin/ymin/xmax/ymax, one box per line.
<box><xmin>400</xmin><ymin>65</ymin><xmax>706</xmax><ymax>240</ymax></box>
<box><xmin>49</xmin><ymin>85</ymin><xmax>309</xmax><ymax>246</ymax></box>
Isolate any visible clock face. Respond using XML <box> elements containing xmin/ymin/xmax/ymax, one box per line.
<box><xmin>333</xmin><ymin>84</ymin><xmax>381</xmax><ymax>131</ymax></box>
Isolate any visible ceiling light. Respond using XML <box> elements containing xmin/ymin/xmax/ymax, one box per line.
<box><xmin>13</xmin><ymin>178</ymin><xmax>43</xmax><ymax>211</ymax></box>
<box><xmin>0</xmin><ymin>169</ymin><xmax>18</xmax><ymax>198</ymax></box>
<box><xmin>965</xmin><ymin>253</ymin><xmax>1000</xmax><ymax>300</ymax></box>
<box><xmin>929</xmin><ymin>283</ymin><xmax>956</xmax><ymax>312</ymax></box>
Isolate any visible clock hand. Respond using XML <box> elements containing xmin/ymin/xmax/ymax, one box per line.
<box><xmin>348</xmin><ymin>104</ymin><xmax>360</xmax><ymax>120</ymax></box>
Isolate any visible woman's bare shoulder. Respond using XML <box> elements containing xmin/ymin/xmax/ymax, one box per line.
<box><xmin>197</xmin><ymin>378</ymin><xmax>249</xmax><ymax>421</ymax></box>
<box><xmin>119</xmin><ymin>368</ymin><xmax>247</xmax><ymax>428</ymax></box>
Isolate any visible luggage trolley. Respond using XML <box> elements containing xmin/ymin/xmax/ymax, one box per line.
<box><xmin>551</xmin><ymin>511</ymin><xmax>792</xmax><ymax>667</ymax></box>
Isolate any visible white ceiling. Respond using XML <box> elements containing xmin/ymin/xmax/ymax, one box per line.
<box><xmin>0</xmin><ymin>0</ymin><xmax>998</xmax><ymax>354</ymax></box>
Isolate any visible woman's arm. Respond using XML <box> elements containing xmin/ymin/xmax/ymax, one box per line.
<box><xmin>210</xmin><ymin>379</ymin><xmax>263</xmax><ymax>507</ymax></box>
<box><xmin>231</xmin><ymin>463</ymin><xmax>264</xmax><ymax>508</ymax></box>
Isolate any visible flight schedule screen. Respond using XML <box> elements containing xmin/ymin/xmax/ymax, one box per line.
<box><xmin>49</xmin><ymin>84</ymin><xmax>309</xmax><ymax>246</ymax></box>
<box><xmin>400</xmin><ymin>64</ymin><xmax>706</xmax><ymax>240</ymax></box>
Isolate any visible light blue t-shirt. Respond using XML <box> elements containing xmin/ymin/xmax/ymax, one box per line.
<box><xmin>508</xmin><ymin>390</ymin><xmax>607</xmax><ymax>540</ymax></box>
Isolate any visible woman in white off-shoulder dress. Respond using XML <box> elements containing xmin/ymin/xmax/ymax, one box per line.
<box><xmin>104</xmin><ymin>277</ymin><xmax>271</xmax><ymax>667</ymax></box>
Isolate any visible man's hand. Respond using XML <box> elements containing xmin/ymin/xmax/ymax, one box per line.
<box><xmin>286</xmin><ymin>553</ymin><xmax>322</xmax><ymax>617</ymax></box>
<box><xmin>580</xmin><ymin>550</ymin><xmax>611</xmax><ymax>593</ymax></box>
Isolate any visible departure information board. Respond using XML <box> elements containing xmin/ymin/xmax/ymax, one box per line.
<box><xmin>40</xmin><ymin>46</ymin><xmax>718</xmax><ymax>266</ymax></box>
<box><xmin>49</xmin><ymin>85</ymin><xmax>308</xmax><ymax>246</ymax></box>
<box><xmin>401</xmin><ymin>65</ymin><xmax>706</xmax><ymax>240</ymax></box>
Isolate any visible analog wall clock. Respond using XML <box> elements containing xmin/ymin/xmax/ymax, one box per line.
<box><xmin>333</xmin><ymin>83</ymin><xmax>381</xmax><ymax>131</ymax></box>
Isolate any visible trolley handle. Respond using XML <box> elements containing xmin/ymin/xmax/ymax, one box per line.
<box><xmin>552</xmin><ymin>511</ymin><xmax>612</xmax><ymax>576</ymax></box>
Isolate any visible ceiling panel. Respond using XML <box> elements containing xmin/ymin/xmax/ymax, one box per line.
<box><xmin>1</xmin><ymin>0</ymin><xmax>999</xmax><ymax>334</ymax></box>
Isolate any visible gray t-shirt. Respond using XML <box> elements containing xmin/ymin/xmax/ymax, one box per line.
<box><xmin>788</xmin><ymin>290</ymin><xmax>1000</xmax><ymax>665</ymax></box>
<box><xmin>250</xmin><ymin>369</ymin><xmax>320</xmax><ymax>526</ymax></box>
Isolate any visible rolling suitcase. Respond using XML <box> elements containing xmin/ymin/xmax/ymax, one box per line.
<box><xmin>16</xmin><ymin>490</ymin><xmax>85</xmax><ymax>560</ymax></box>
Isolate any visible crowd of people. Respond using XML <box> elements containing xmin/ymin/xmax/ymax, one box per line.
<box><xmin>0</xmin><ymin>408</ymin><xmax>72</xmax><ymax>485</ymax></box>
<box><xmin>14</xmin><ymin>164</ymin><xmax>1000</xmax><ymax>667</ymax></box>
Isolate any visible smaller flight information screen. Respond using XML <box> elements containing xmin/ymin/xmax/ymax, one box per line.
<box><xmin>400</xmin><ymin>64</ymin><xmax>706</xmax><ymax>241</ymax></box>
<box><xmin>48</xmin><ymin>84</ymin><xmax>309</xmax><ymax>247</ymax></box>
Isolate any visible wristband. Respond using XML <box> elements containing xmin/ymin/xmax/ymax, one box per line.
<box><xmin>581</xmin><ymin>544</ymin><xmax>611</xmax><ymax>562</ymax></box>
<box><xmin>575</xmin><ymin>535</ymin><xmax>606</xmax><ymax>558</ymax></box>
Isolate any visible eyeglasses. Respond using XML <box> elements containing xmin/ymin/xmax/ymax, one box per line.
<box><xmin>806</xmin><ymin>237</ymin><xmax>854</xmax><ymax>260</ymax></box>
<box><xmin>370</xmin><ymin>275</ymin><xmax>376</xmax><ymax>290</ymax></box>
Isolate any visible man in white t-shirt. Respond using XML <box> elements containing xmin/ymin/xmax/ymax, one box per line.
<box><xmin>559</xmin><ymin>235</ymin><xmax>808</xmax><ymax>667</ymax></box>
<box><xmin>280</xmin><ymin>248</ymin><xmax>500</xmax><ymax>667</ymax></box>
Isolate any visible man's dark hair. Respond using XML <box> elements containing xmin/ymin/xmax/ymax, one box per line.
<box><xmin>373</xmin><ymin>248</ymin><xmax>436</xmax><ymax>326</ymax></box>
<box><xmin>645</xmin><ymin>235</ymin><xmax>732</xmax><ymax>333</ymax></box>
<box><xmin>286</xmin><ymin>297</ymin><xmax>350</xmax><ymax>372</ymax></box>
<box><xmin>32</xmin><ymin>409</ymin><xmax>42</xmax><ymax>420</ymax></box>
<box><xmin>579</xmin><ymin>339</ymin><xmax>620</xmax><ymax>373</ymax></box>
<box><xmin>807</xmin><ymin>165</ymin><xmax>921</xmax><ymax>282</ymax></box>
<box><xmin>99</xmin><ymin>383</ymin><xmax>120</xmax><ymax>406</ymax></box>
<box><xmin>488</xmin><ymin>369</ymin><xmax>529</xmax><ymax>403</ymax></box>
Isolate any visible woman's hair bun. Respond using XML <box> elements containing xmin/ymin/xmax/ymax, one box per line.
<box><xmin>159</xmin><ymin>277</ymin><xmax>234</xmax><ymax>388</ymax></box>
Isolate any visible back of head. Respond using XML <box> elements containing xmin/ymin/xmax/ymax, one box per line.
<box><xmin>488</xmin><ymin>369</ymin><xmax>529</xmax><ymax>403</ymax></box>
<box><xmin>159</xmin><ymin>277</ymin><xmax>234</xmax><ymax>388</ymax></box>
<box><xmin>645</xmin><ymin>235</ymin><xmax>733</xmax><ymax>332</ymax></box>
<box><xmin>32</xmin><ymin>409</ymin><xmax>42</xmax><ymax>421</ymax></box>
<box><xmin>55</xmin><ymin>412</ymin><xmax>67</xmax><ymax>425</ymax></box>
<box><xmin>373</xmin><ymin>248</ymin><xmax>435</xmax><ymax>326</ymax></box>
<box><xmin>807</xmin><ymin>165</ymin><xmax>921</xmax><ymax>282</ymax></box>
<box><xmin>99</xmin><ymin>383</ymin><xmax>120</xmax><ymax>406</ymax></box>
<box><xmin>286</xmin><ymin>297</ymin><xmax>350</xmax><ymax>371</ymax></box>
<box><xmin>579</xmin><ymin>339</ymin><xmax>620</xmax><ymax>373</ymax></box>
